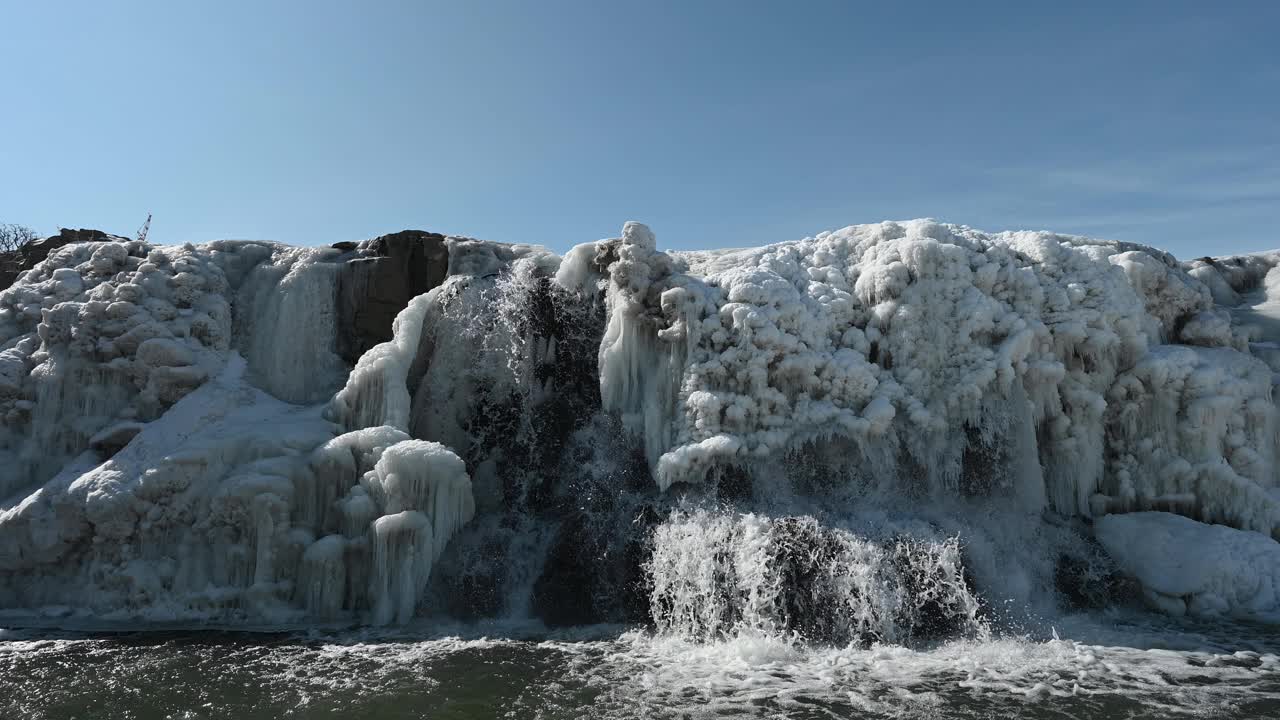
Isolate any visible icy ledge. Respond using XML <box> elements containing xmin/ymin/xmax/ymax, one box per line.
<box><xmin>1096</xmin><ymin>512</ymin><xmax>1280</xmax><ymax>621</ymax></box>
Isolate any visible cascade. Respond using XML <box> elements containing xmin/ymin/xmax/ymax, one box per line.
<box><xmin>647</xmin><ymin>510</ymin><xmax>985</xmax><ymax>645</ymax></box>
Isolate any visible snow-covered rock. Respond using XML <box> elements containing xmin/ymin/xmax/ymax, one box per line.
<box><xmin>1096</xmin><ymin>512</ymin><xmax>1280</xmax><ymax>620</ymax></box>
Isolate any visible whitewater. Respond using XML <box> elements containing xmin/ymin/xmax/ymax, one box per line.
<box><xmin>1</xmin><ymin>219</ymin><xmax>1279</xmax><ymax>717</ymax></box>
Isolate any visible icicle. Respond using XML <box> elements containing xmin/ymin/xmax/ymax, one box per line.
<box><xmin>300</xmin><ymin>426</ymin><xmax>411</xmax><ymax>533</ymax></box>
<box><xmin>296</xmin><ymin>535</ymin><xmax>348</xmax><ymax>618</ymax></box>
<box><xmin>364</xmin><ymin>439</ymin><xmax>475</xmax><ymax>557</ymax></box>
<box><xmin>368</xmin><ymin>511</ymin><xmax>434</xmax><ymax>626</ymax></box>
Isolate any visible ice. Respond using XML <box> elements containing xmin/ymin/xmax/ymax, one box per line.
<box><xmin>296</xmin><ymin>534</ymin><xmax>347</xmax><ymax>618</ymax></box>
<box><xmin>363</xmin><ymin>439</ymin><xmax>475</xmax><ymax>550</ymax></box>
<box><xmin>233</xmin><ymin>245</ymin><xmax>347</xmax><ymax>404</ymax></box>
<box><xmin>368</xmin><ymin>510</ymin><xmax>434</xmax><ymax>625</ymax></box>
<box><xmin>1100</xmin><ymin>345</ymin><xmax>1280</xmax><ymax>534</ymax></box>
<box><xmin>1096</xmin><ymin>512</ymin><xmax>1280</xmax><ymax>620</ymax></box>
<box><xmin>329</xmin><ymin>290</ymin><xmax>438</xmax><ymax>432</ymax></box>
<box><xmin>296</xmin><ymin>429</ymin><xmax>475</xmax><ymax>623</ymax></box>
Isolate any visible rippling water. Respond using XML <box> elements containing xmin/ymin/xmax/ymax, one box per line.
<box><xmin>2</xmin><ymin>612</ymin><xmax>1279</xmax><ymax>719</ymax></box>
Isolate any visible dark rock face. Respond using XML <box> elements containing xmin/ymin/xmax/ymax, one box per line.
<box><xmin>334</xmin><ymin>230</ymin><xmax>448</xmax><ymax>364</ymax></box>
<box><xmin>0</xmin><ymin>228</ymin><xmax>128</xmax><ymax>289</ymax></box>
<box><xmin>532</xmin><ymin>516</ymin><xmax>597</xmax><ymax>627</ymax></box>
<box><xmin>529</xmin><ymin>503</ymin><xmax>656</xmax><ymax>628</ymax></box>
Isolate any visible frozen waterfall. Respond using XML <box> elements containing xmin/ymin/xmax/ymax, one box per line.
<box><xmin>0</xmin><ymin>220</ymin><xmax>1277</xmax><ymax>633</ymax></box>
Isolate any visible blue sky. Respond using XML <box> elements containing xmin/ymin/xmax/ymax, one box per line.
<box><xmin>1</xmin><ymin>1</ymin><xmax>1276</xmax><ymax>257</ymax></box>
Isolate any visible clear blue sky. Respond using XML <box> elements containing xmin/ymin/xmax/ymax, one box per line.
<box><xmin>1</xmin><ymin>1</ymin><xmax>1277</xmax><ymax>257</ymax></box>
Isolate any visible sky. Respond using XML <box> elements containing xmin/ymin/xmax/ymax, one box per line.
<box><xmin>1</xmin><ymin>1</ymin><xmax>1277</xmax><ymax>257</ymax></box>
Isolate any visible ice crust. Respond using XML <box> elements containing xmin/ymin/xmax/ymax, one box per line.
<box><xmin>1</xmin><ymin>220</ymin><xmax>1278</xmax><ymax>625</ymax></box>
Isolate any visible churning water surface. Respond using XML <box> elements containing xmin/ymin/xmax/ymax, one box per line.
<box><xmin>2</xmin><ymin>611</ymin><xmax>1278</xmax><ymax>720</ymax></box>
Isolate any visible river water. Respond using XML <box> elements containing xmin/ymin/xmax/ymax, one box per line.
<box><xmin>2</xmin><ymin>611</ymin><xmax>1278</xmax><ymax>719</ymax></box>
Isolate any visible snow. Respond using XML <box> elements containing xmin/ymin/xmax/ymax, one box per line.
<box><xmin>0</xmin><ymin>240</ymin><xmax>232</xmax><ymax>498</ymax></box>
<box><xmin>1096</xmin><ymin>512</ymin><xmax>1280</xmax><ymax>620</ymax></box>
<box><xmin>0</xmin><ymin>354</ymin><xmax>334</xmax><ymax>619</ymax></box>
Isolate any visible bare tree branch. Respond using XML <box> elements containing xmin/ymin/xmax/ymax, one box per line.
<box><xmin>0</xmin><ymin>224</ymin><xmax>39</xmax><ymax>253</ymax></box>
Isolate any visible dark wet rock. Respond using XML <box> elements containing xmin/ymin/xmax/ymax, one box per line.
<box><xmin>335</xmin><ymin>230</ymin><xmax>448</xmax><ymax>364</ymax></box>
<box><xmin>531</xmin><ymin>499</ymin><xmax>660</xmax><ymax>628</ymax></box>
<box><xmin>437</xmin><ymin>536</ymin><xmax>507</xmax><ymax>621</ymax></box>
<box><xmin>532</xmin><ymin>515</ymin><xmax>597</xmax><ymax>627</ymax></box>
<box><xmin>1055</xmin><ymin>549</ymin><xmax>1141</xmax><ymax>610</ymax></box>
<box><xmin>619</xmin><ymin>504</ymin><xmax>663</xmax><ymax>624</ymax></box>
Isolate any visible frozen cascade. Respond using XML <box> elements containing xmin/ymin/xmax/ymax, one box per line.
<box><xmin>296</xmin><ymin>425</ymin><xmax>411</xmax><ymax>534</ymax></box>
<box><xmin>291</xmin><ymin>431</ymin><xmax>475</xmax><ymax>621</ymax></box>
<box><xmin>369</xmin><ymin>511</ymin><xmax>434</xmax><ymax>625</ymax></box>
<box><xmin>363</xmin><ymin>439</ymin><xmax>475</xmax><ymax>551</ymax></box>
<box><xmin>233</xmin><ymin>245</ymin><xmax>347</xmax><ymax>405</ymax></box>
<box><xmin>0</xmin><ymin>219</ymin><xmax>1278</xmax><ymax>630</ymax></box>
<box><xmin>595</xmin><ymin>222</ymin><xmax>689</xmax><ymax>474</ymax></box>
<box><xmin>295</xmin><ymin>534</ymin><xmax>346</xmax><ymax>619</ymax></box>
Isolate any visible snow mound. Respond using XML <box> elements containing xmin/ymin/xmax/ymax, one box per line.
<box><xmin>1096</xmin><ymin>512</ymin><xmax>1280</xmax><ymax>620</ymax></box>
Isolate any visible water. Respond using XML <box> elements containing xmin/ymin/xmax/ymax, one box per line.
<box><xmin>3</xmin><ymin>613</ymin><xmax>1278</xmax><ymax>719</ymax></box>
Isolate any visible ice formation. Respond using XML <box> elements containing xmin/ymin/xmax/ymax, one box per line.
<box><xmin>576</xmin><ymin>220</ymin><xmax>1277</xmax><ymax>530</ymax></box>
<box><xmin>1096</xmin><ymin>512</ymin><xmax>1280</xmax><ymax>620</ymax></box>
<box><xmin>0</xmin><ymin>220</ymin><xmax>1277</xmax><ymax>630</ymax></box>
<box><xmin>0</xmin><ymin>237</ymin><xmax>476</xmax><ymax>624</ymax></box>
